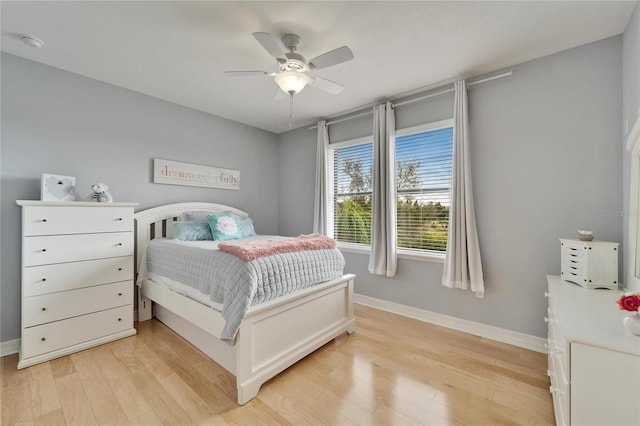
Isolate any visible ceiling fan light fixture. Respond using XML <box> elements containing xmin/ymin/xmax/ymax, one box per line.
<box><xmin>274</xmin><ymin>71</ymin><xmax>313</xmax><ymax>95</ymax></box>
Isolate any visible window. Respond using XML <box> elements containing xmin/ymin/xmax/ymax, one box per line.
<box><xmin>332</xmin><ymin>139</ymin><xmax>373</xmax><ymax>245</ymax></box>
<box><xmin>328</xmin><ymin>120</ymin><xmax>453</xmax><ymax>255</ymax></box>
<box><xmin>395</xmin><ymin>125</ymin><xmax>453</xmax><ymax>253</ymax></box>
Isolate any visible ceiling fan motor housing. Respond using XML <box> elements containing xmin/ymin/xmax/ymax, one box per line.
<box><xmin>279</xmin><ymin>34</ymin><xmax>307</xmax><ymax>72</ymax></box>
<box><xmin>281</xmin><ymin>52</ymin><xmax>307</xmax><ymax>72</ymax></box>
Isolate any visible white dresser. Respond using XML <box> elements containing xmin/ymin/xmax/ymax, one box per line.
<box><xmin>546</xmin><ymin>275</ymin><xmax>640</xmax><ymax>426</ymax></box>
<box><xmin>16</xmin><ymin>200</ymin><xmax>138</xmax><ymax>369</ymax></box>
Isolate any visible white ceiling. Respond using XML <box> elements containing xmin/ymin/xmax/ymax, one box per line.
<box><xmin>1</xmin><ymin>1</ymin><xmax>637</xmax><ymax>134</ymax></box>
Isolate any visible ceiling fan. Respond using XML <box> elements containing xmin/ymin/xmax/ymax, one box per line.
<box><xmin>225</xmin><ymin>32</ymin><xmax>354</xmax><ymax>100</ymax></box>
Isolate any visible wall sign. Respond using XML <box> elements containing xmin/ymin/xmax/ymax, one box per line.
<box><xmin>153</xmin><ymin>159</ymin><xmax>240</xmax><ymax>190</ymax></box>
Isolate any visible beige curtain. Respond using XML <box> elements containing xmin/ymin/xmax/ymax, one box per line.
<box><xmin>313</xmin><ymin>120</ymin><xmax>329</xmax><ymax>235</ymax></box>
<box><xmin>442</xmin><ymin>80</ymin><xmax>485</xmax><ymax>297</ymax></box>
<box><xmin>368</xmin><ymin>102</ymin><xmax>397</xmax><ymax>277</ymax></box>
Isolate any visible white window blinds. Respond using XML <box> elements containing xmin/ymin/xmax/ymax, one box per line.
<box><xmin>332</xmin><ymin>142</ymin><xmax>373</xmax><ymax>245</ymax></box>
<box><xmin>396</xmin><ymin>126</ymin><xmax>453</xmax><ymax>252</ymax></box>
<box><xmin>329</xmin><ymin>125</ymin><xmax>453</xmax><ymax>253</ymax></box>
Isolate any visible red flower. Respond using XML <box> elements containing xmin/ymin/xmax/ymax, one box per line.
<box><xmin>617</xmin><ymin>293</ymin><xmax>640</xmax><ymax>312</ymax></box>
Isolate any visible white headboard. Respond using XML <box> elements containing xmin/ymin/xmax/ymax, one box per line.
<box><xmin>134</xmin><ymin>202</ymin><xmax>249</xmax><ymax>272</ymax></box>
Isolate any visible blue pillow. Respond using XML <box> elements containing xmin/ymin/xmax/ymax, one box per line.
<box><xmin>172</xmin><ymin>221</ymin><xmax>213</xmax><ymax>241</ymax></box>
<box><xmin>237</xmin><ymin>217</ymin><xmax>256</xmax><ymax>238</ymax></box>
<box><xmin>207</xmin><ymin>214</ymin><xmax>242</xmax><ymax>241</ymax></box>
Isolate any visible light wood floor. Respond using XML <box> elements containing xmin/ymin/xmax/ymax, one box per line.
<box><xmin>1</xmin><ymin>304</ymin><xmax>554</xmax><ymax>425</ymax></box>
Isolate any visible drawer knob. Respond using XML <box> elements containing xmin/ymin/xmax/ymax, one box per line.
<box><xmin>118</xmin><ymin>318</ymin><xmax>122</xmax><ymax>322</ymax></box>
<box><xmin>41</xmin><ymin>337</ymin><xmax>46</xmax><ymax>342</ymax></box>
<box><xmin>116</xmin><ymin>218</ymin><xmax>123</xmax><ymax>221</ymax></box>
<box><xmin>118</xmin><ymin>293</ymin><xmax>122</xmax><ymax>296</ymax></box>
<box><xmin>41</xmin><ymin>307</ymin><xmax>46</xmax><ymax>311</ymax></box>
<box><xmin>41</xmin><ymin>278</ymin><xmax>46</xmax><ymax>282</ymax></box>
<box><xmin>41</xmin><ymin>249</ymin><xmax>47</xmax><ymax>252</ymax></box>
<box><xmin>116</xmin><ymin>243</ymin><xmax>123</xmax><ymax>246</ymax></box>
<box><xmin>42</xmin><ymin>219</ymin><xmax>47</xmax><ymax>222</ymax></box>
<box><xmin>118</xmin><ymin>268</ymin><xmax>122</xmax><ymax>271</ymax></box>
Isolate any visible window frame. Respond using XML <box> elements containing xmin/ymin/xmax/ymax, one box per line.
<box><xmin>328</xmin><ymin>135</ymin><xmax>373</xmax><ymax>250</ymax></box>
<box><xmin>327</xmin><ymin>118</ymin><xmax>454</xmax><ymax>263</ymax></box>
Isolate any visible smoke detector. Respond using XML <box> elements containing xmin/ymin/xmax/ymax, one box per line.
<box><xmin>21</xmin><ymin>35</ymin><xmax>44</xmax><ymax>49</ymax></box>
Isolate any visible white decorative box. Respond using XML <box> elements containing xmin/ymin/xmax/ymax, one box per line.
<box><xmin>560</xmin><ymin>239</ymin><xmax>618</xmax><ymax>289</ymax></box>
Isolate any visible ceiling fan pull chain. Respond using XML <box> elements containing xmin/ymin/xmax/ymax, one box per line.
<box><xmin>289</xmin><ymin>93</ymin><xmax>294</xmax><ymax>128</ymax></box>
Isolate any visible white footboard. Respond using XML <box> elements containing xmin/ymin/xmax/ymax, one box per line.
<box><xmin>140</xmin><ymin>274</ymin><xmax>355</xmax><ymax>405</ymax></box>
<box><xmin>235</xmin><ymin>274</ymin><xmax>355</xmax><ymax>404</ymax></box>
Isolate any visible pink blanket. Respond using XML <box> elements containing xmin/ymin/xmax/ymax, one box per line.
<box><xmin>218</xmin><ymin>234</ymin><xmax>337</xmax><ymax>261</ymax></box>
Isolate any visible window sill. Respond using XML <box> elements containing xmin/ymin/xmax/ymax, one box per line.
<box><xmin>337</xmin><ymin>243</ymin><xmax>445</xmax><ymax>264</ymax></box>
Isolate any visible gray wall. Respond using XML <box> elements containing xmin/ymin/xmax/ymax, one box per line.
<box><xmin>623</xmin><ymin>4</ymin><xmax>640</xmax><ymax>284</ymax></box>
<box><xmin>279</xmin><ymin>36</ymin><xmax>623</xmax><ymax>338</ymax></box>
<box><xmin>1</xmin><ymin>53</ymin><xmax>279</xmax><ymax>342</ymax></box>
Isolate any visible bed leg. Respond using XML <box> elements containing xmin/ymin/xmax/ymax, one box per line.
<box><xmin>347</xmin><ymin>324</ymin><xmax>356</xmax><ymax>334</ymax></box>
<box><xmin>237</xmin><ymin>381</ymin><xmax>262</xmax><ymax>405</ymax></box>
<box><xmin>137</xmin><ymin>287</ymin><xmax>153</xmax><ymax>322</ymax></box>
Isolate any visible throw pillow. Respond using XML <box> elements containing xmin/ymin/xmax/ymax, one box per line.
<box><xmin>207</xmin><ymin>214</ymin><xmax>242</xmax><ymax>241</ymax></box>
<box><xmin>172</xmin><ymin>221</ymin><xmax>213</xmax><ymax>241</ymax></box>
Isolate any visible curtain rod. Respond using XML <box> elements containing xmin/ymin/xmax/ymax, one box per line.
<box><xmin>309</xmin><ymin>71</ymin><xmax>512</xmax><ymax>130</ymax></box>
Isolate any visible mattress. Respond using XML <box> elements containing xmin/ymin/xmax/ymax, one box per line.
<box><xmin>137</xmin><ymin>235</ymin><xmax>345</xmax><ymax>342</ymax></box>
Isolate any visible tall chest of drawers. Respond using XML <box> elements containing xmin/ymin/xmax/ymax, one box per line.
<box><xmin>16</xmin><ymin>200</ymin><xmax>138</xmax><ymax>369</ymax></box>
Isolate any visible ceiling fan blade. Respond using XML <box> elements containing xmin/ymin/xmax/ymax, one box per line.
<box><xmin>224</xmin><ymin>71</ymin><xmax>274</xmax><ymax>77</ymax></box>
<box><xmin>308</xmin><ymin>46</ymin><xmax>354</xmax><ymax>70</ymax></box>
<box><xmin>273</xmin><ymin>88</ymin><xmax>289</xmax><ymax>101</ymax></box>
<box><xmin>309</xmin><ymin>76</ymin><xmax>344</xmax><ymax>95</ymax></box>
<box><xmin>252</xmin><ymin>32</ymin><xmax>284</xmax><ymax>59</ymax></box>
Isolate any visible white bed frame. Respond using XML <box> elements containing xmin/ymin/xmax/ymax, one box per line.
<box><xmin>134</xmin><ymin>202</ymin><xmax>355</xmax><ymax>405</ymax></box>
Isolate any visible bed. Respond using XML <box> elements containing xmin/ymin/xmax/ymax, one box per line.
<box><xmin>134</xmin><ymin>202</ymin><xmax>355</xmax><ymax>405</ymax></box>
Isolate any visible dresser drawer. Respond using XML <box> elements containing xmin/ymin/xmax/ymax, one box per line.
<box><xmin>23</xmin><ymin>206</ymin><xmax>132</xmax><ymax>236</ymax></box>
<box><xmin>561</xmin><ymin>243</ymin><xmax>586</xmax><ymax>258</ymax></box>
<box><xmin>23</xmin><ymin>257</ymin><xmax>133</xmax><ymax>297</ymax></box>
<box><xmin>550</xmin><ymin>371</ymin><xmax>570</xmax><ymax>426</ymax></box>
<box><xmin>549</xmin><ymin>348</ymin><xmax>570</xmax><ymax>388</ymax></box>
<box><xmin>560</xmin><ymin>267</ymin><xmax>587</xmax><ymax>286</ymax></box>
<box><xmin>24</xmin><ymin>232</ymin><xmax>132</xmax><ymax>266</ymax></box>
<box><xmin>23</xmin><ymin>281</ymin><xmax>132</xmax><ymax>327</ymax></box>
<box><xmin>562</xmin><ymin>254</ymin><xmax>585</xmax><ymax>267</ymax></box>
<box><xmin>547</xmin><ymin>296</ymin><xmax>570</xmax><ymax>426</ymax></box>
<box><xmin>22</xmin><ymin>304</ymin><xmax>132</xmax><ymax>359</ymax></box>
<box><xmin>548</xmin><ymin>308</ymin><xmax>570</xmax><ymax>379</ymax></box>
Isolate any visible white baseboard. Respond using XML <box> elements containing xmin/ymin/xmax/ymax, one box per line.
<box><xmin>354</xmin><ymin>293</ymin><xmax>547</xmax><ymax>354</ymax></box>
<box><xmin>0</xmin><ymin>338</ymin><xmax>20</xmax><ymax>357</ymax></box>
